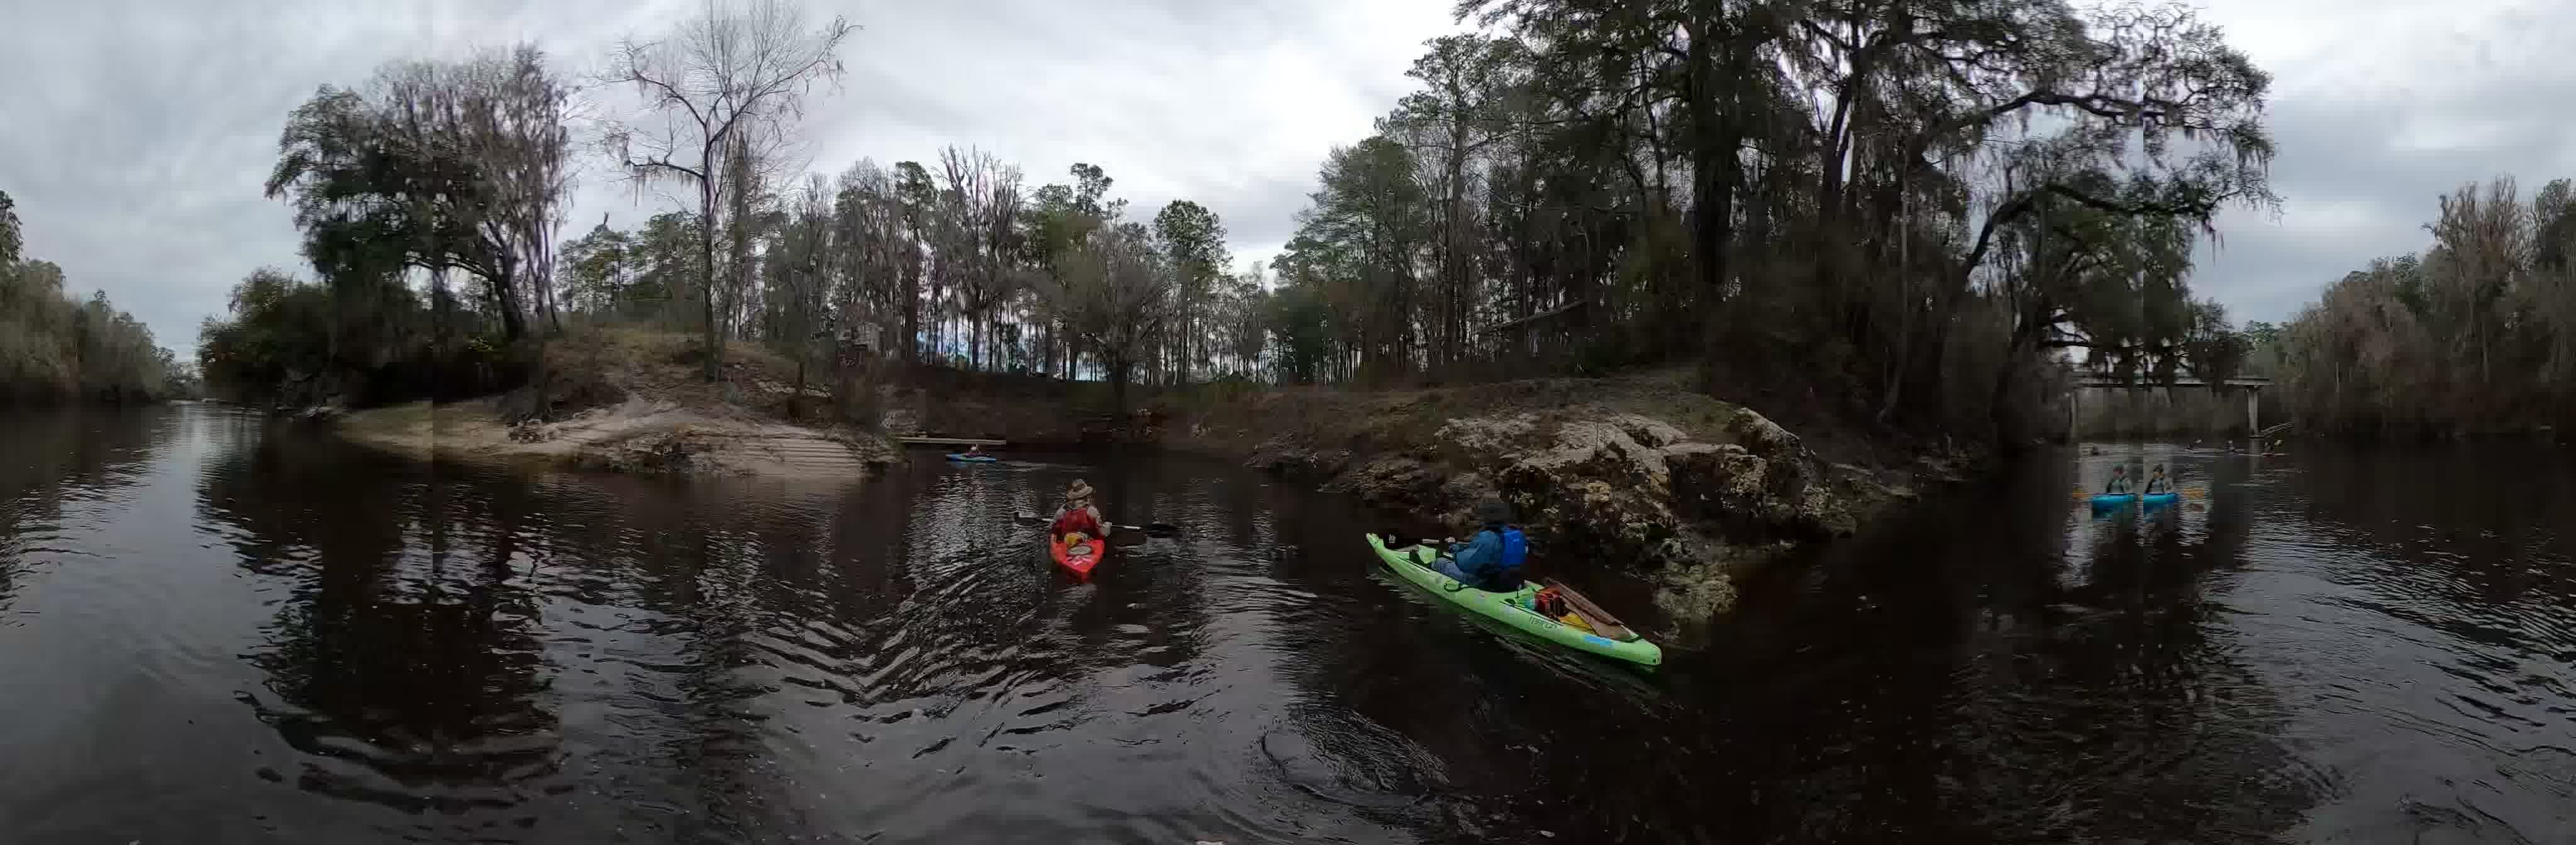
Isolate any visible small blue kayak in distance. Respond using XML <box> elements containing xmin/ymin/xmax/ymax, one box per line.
<box><xmin>947</xmin><ymin>453</ymin><xmax>999</xmax><ymax>463</ymax></box>
<box><xmin>2090</xmin><ymin>492</ymin><xmax>2180</xmax><ymax>508</ymax></box>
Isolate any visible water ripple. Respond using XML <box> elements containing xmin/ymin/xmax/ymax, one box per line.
<box><xmin>20</xmin><ymin>412</ymin><xmax>2576</xmax><ymax>841</ymax></box>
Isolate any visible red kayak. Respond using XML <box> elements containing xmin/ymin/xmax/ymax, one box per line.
<box><xmin>1050</xmin><ymin>533</ymin><xmax>1101</xmax><ymax>576</ymax></box>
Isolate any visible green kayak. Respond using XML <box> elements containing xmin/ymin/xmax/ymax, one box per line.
<box><xmin>1364</xmin><ymin>533</ymin><xmax>1663</xmax><ymax>666</ymax></box>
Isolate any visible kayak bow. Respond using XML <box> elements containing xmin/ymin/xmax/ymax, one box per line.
<box><xmin>1363</xmin><ymin>533</ymin><xmax>1661</xmax><ymax>666</ymax></box>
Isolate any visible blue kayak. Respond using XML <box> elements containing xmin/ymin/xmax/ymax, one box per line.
<box><xmin>2091</xmin><ymin>492</ymin><xmax>2180</xmax><ymax>507</ymax></box>
<box><xmin>947</xmin><ymin>453</ymin><xmax>998</xmax><ymax>463</ymax></box>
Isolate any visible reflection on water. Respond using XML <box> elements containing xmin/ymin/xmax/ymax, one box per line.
<box><xmin>1</xmin><ymin>407</ymin><xmax>2573</xmax><ymax>843</ymax></box>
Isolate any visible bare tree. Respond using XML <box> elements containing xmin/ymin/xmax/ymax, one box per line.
<box><xmin>938</xmin><ymin>146</ymin><xmax>1023</xmax><ymax>370</ymax></box>
<box><xmin>603</xmin><ymin>0</ymin><xmax>856</xmax><ymax>382</ymax></box>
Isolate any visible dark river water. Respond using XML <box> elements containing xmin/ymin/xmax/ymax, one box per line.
<box><xmin>5</xmin><ymin>404</ymin><xmax>2575</xmax><ymax>844</ymax></box>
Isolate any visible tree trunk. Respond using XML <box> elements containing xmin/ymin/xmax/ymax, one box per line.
<box><xmin>491</xmin><ymin>264</ymin><xmax>528</xmax><ymax>341</ymax></box>
<box><xmin>1989</xmin><ymin>304</ymin><xmax>2051</xmax><ymax>445</ymax></box>
<box><xmin>901</xmin><ymin>269</ymin><xmax>920</xmax><ymax>365</ymax></box>
<box><xmin>790</xmin><ymin>355</ymin><xmax>807</xmax><ymax>420</ymax></box>
<box><xmin>1875</xmin><ymin>189</ymin><xmax>1913</xmax><ymax>423</ymax></box>
<box><xmin>1988</xmin><ymin>345</ymin><xmax>2025</xmax><ymax>445</ymax></box>
<box><xmin>699</xmin><ymin>177</ymin><xmax>721</xmax><ymax>383</ymax></box>
<box><xmin>1108</xmin><ymin>357</ymin><xmax>1133</xmax><ymax>435</ymax></box>
<box><xmin>1689</xmin><ymin>31</ymin><xmax>1742</xmax><ymax>394</ymax></box>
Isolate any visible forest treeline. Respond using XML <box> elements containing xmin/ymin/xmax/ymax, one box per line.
<box><xmin>0</xmin><ymin>189</ymin><xmax>192</xmax><ymax>404</ymax></box>
<box><xmin>197</xmin><ymin>0</ymin><xmax>2286</xmax><ymax>443</ymax></box>
<box><xmin>2275</xmin><ymin>176</ymin><xmax>2576</xmax><ymax>437</ymax></box>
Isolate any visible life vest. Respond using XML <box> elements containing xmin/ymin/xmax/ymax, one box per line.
<box><xmin>1053</xmin><ymin>507</ymin><xmax>1101</xmax><ymax>538</ymax></box>
<box><xmin>1494</xmin><ymin>525</ymin><xmax>1524</xmax><ymax>590</ymax></box>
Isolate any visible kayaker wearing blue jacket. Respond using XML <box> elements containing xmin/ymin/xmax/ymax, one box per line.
<box><xmin>1434</xmin><ymin>501</ymin><xmax>1528</xmax><ymax>592</ymax></box>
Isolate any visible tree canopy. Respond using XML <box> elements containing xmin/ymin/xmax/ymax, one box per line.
<box><xmin>186</xmin><ymin>0</ymin><xmax>2289</xmax><ymax>443</ymax></box>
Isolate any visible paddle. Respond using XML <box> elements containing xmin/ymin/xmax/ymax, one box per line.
<box><xmin>1016</xmin><ymin>513</ymin><xmax>1180</xmax><ymax>538</ymax></box>
<box><xmin>1117</xmin><ymin>522</ymin><xmax>1182</xmax><ymax>537</ymax></box>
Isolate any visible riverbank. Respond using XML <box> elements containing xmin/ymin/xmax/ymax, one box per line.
<box><xmin>1165</xmin><ymin>368</ymin><xmax>1984</xmax><ymax>616</ymax></box>
<box><xmin>326</xmin><ymin>328</ymin><xmax>1981</xmax><ymax>615</ymax></box>
<box><xmin>330</xmin><ymin>327</ymin><xmax>901</xmax><ymax>478</ymax></box>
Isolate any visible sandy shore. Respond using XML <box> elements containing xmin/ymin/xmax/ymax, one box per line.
<box><xmin>335</xmin><ymin>395</ymin><xmax>900</xmax><ymax>478</ymax></box>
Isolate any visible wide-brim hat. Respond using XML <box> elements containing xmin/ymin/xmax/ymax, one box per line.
<box><xmin>1067</xmin><ymin>480</ymin><xmax>1094</xmax><ymax>502</ymax></box>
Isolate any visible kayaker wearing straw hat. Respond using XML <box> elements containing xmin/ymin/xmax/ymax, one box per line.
<box><xmin>1050</xmin><ymin>479</ymin><xmax>1109</xmax><ymax>540</ymax></box>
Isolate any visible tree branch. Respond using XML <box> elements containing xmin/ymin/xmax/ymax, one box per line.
<box><xmin>610</xmin><ymin>46</ymin><xmax>709</xmax><ymax>132</ymax></box>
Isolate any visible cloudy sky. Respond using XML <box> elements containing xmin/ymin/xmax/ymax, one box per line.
<box><xmin>1</xmin><ymin>0</ymin><xmax>2570</xmax><ymax>356</ymax></box>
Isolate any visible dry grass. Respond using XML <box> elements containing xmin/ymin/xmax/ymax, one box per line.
<box><xmin>526</xmin><ymin>324</ymin><xmax>866</xmax><ymax>422</ymax></box>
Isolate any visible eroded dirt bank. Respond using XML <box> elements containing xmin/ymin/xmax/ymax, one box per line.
<box><xmin>1169</xmin><ymin>370</ymin><xmax>1985</xmax><ymax>616</ymax></box>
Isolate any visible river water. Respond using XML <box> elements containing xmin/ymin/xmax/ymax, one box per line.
<box><xmin>3</xmin><ymin>404</ymin><xmax>2572</xmax><ymax>844</ymax></box>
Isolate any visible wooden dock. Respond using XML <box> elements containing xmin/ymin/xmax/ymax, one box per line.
<box><xmin>896</xmin><ymin>436</ymin><xmax>1009</xmax><ymax>447</ymax></box>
